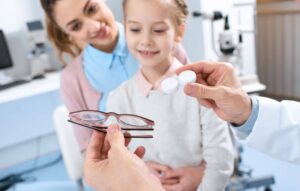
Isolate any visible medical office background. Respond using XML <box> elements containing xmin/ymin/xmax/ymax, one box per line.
<box><xmin>0</xmin><ymin>0</ymin><xmax>300</xmax><ymax>190</ymax></box>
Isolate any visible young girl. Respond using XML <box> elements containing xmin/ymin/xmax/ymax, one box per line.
<box><xmin>106</xmin><ymin>0</ymin><xmax>234</xmax><ymax>190</ymax></box>
<box><xmin>40</xmin><ymin>0</ymin><xmax>189</xmax><ymax>152</ymax></box>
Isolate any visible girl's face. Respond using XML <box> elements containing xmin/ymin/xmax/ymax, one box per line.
<box><xmin>124</xmin><ymin>0</ymin><xmax>183</xmax><ymax>70</ymax></box>
<box><xmin>54</xmin><ymin>0</ymin><xmax>118</xmax><ymax>52</ymax></box>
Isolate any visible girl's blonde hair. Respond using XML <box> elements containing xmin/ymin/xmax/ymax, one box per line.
<box><xmin>40</xmin><ymin>0</ymin><xmax>82</xmax><ymax>65</ymax></box>
<box><xmin>122</xmin><ymin>0</ymin><xmax>188</xmax><ymax>28</ymax></box>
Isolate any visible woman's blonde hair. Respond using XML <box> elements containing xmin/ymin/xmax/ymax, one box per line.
<box><xmin>40</xmin><ymin>0</ymin><xmax>82</xmax><ymax>65</ymax></box>
<box><xmin>122</xmin><ymin>0</ymin><xmax>188</xmax><ymax>28</ymax></box>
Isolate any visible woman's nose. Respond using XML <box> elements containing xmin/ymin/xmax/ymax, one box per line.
<box><xmin>87</xmin><ymin>19</ymin><xmax>101</xmax><ymax>37</ymax></box>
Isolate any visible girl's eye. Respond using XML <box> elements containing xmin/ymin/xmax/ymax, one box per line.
<box><xmin>71</xmin><ymin>22</ymin><xmax>82</xmax><ymax>31</ymax></box>
<box><xmin>87</xmin><ymin>4</ymin><xmax>98</xmax><ymax>15</ymax></box>
<box><xmin>154</xmin><ymin>29</ymin><xmax>165</xmax><ymax>33</ymax></box>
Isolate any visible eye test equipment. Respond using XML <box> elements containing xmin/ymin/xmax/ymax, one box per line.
<box><xmin>192</xmin><ymin>11</ymin><xmax>244</xmax><ymax>74</ymax></box>
<box><xmin>161</xmin><ymin>70</ymin><xmax>196</xmax><ymax>94</ymax></box>
<box><xmin>192</xmin><ymin>10</ymin><xmax>265</xmax><ymax>94</ymax></box>
<box><xmin>26</xmin><ymin>20</ymin><xmax>51</xmax><ymax>79</ymax></box>
<box><xmin>68</xmin><ymin>110</ymin><xmax>155</xmax><ymax>138</ymax></box>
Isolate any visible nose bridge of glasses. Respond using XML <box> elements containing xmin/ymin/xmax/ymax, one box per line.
<box><xmin>105</xmin><ymin>112</ymin><xmax>119</xmax><ymax>125</ymax></box>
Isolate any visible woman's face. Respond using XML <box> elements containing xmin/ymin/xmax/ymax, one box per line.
<box><xmin>54</xmin><ymin>0</ymin><xmax>118</xmax><ymax>51</ymax></box>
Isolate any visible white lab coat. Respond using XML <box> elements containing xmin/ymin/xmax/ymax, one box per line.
<box><xmin>242</xmin><ymin>97</ymin><xmax>300</xmax><ymax>164</ymax></box>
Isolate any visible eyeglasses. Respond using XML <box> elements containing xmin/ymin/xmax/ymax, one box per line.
<box><xmin>68</xmin><ymin>110</ymin><xmax>154</xmax><ymax>138</ymax></box>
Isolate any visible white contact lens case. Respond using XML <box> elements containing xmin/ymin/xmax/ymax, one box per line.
<box><xmin>161</xmin><ymin>77</ymin><xmax>179</xmax><ymax>94</ymax></box>
<box><xmin>161</xmin><ymin>70</ymin><xmax>196</xmax><ymax>94</ymax></box>
<box><xmin>178</xmin><ymin>70</ymin><xmax>197</xmax><ymax>85</ymax></box>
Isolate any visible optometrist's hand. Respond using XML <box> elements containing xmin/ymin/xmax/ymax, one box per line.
<box><xmin>162</xmin><ymin>162</ymin><xmax>206</xmax><ymax>191</ymax></box>
<box><xmin>176</xmin><ymin>61</ymin><xmax>251</xmax><ymax>125</ymax></box>
<box><xmin>84</xmin><ymin>124</ymin><xmax>165</xmax><ymax>191</ymax></box>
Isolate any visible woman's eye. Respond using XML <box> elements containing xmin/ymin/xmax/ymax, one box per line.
<box><xmin>71</xmin><ymin>22</ymin><xmax>82</xmax><ymax>31</ymax></box>
<box><xmin>130</xmin><ymin>28</ymin><xmax>140</xmax><ymax>33</ymax></box>
<box><xmin>87</xmin><ymin>5</ymin><xmax>98</xmax><ymax>15</ymax></box>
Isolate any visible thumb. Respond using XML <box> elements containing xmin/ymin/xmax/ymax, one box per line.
<box><xmin>184</xmin><ymin>83</ymin><xmax>222</xmax><ymax>101</ymax></box>
<box><xmin>106</xmin><ymin>124</ymin><xmax>125</xmax><ymax>150</ymax></box>
<box><xmin>163</xmin><ymin>169</ymin><xmax>182</xmax><ymax>179</ymax></box>
<box><xmin>85</xmin><ymin>131</ymin><xmax>105</xmax><ymax>162</ymax></box>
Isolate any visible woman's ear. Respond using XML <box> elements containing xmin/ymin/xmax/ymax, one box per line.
<box><xmin>175</xmin><ymin>24</ymin><xmax>185</xmax><ymax>43</ymax></box>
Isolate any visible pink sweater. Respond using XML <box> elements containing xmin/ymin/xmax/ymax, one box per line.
<box><xmin>60</xmin><ymin>44</ymin><xmax>190</xmax><ymax>152</ymax></box>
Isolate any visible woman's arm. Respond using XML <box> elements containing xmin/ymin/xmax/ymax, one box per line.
<box><xmin>60</xmin><ymin>65</ymin><xmax>93</xmax><ymax>153</ymax></box>
<box><xmin>173</xmin><ymin>43</ymin><xmax>191</xmax><ymax>65</ymax></box>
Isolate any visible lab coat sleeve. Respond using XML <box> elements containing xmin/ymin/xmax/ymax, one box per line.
<box><xmin>197</xmin><ymin>107</ymin><xmax>234</xmax><ymax>191</ymax></box>
<box><xmin>244</xmin><ymin>96</ymin><xmax>300</xmax><ymax>164</ymax></box>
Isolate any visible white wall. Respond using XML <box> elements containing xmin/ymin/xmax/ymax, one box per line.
<box><xmin>232</xmin><ymin>0</ymin><xmax>257</xmax><ymax>75</ymax></box>
<box><xmin>0</xmin><ymin>0</ymin><xmax>44</xmax><ymax>33</ymax></box>
<box><xmin>107</xmin><ymin>0</ymin><xmax>123</xmax><ymax>22</ymax></box>
<box><xmin>182</xmin><ymin>0</ymin><xmax>204</xmax><ymax>62</ymax></box>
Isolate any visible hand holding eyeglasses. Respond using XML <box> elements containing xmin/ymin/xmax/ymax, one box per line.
<box><xmin>68</xmin><ymin>110</ymin><xmax>155</xmax><ymax>138</ymax></box>
<box><xmin>84</xmin><ymin>124</ymin><xmax>165</xmax><ymax>191</ymax></box>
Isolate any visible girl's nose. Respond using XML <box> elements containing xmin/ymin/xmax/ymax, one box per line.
<box><xmin>141</xmin><ymin>33</ymin><xmax>154</xmax><ymax>47</ymax></box>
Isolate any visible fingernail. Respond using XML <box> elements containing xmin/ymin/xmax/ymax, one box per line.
<box><xmin>185</xmin><ymin>84</ymin><xmax>194</xmax><ymax>95</ymax></box>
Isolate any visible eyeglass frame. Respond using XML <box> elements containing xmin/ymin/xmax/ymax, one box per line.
<box><xmin>68</xmin><ymin>110</ymin><xmax>155</xmax><ymax>138</ymax></box>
